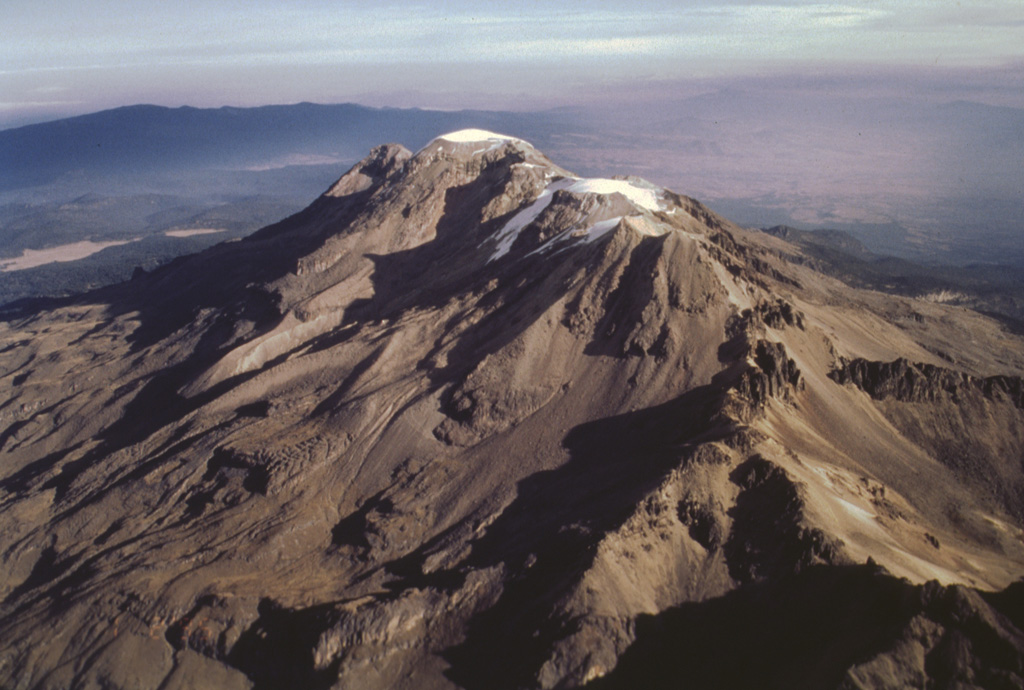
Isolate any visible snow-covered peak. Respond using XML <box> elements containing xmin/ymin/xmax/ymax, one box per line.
<box><xmin>436</xmin><ymin>129</ymin><xmax>526</xmax><ymax>145</ymax></box>
<box><xmin>418</xmin><ymin>129</ymin><xmax>535</xmax><ymax>157</ymax></box>
<box><xmin>564</xmin><ymin>178</ymin><xmax>663</xmax><ymax>212</ymax></box>
<box><xmin>485</xmin><ymin>174</ymin><xmax>671</xmax><ymax>262</ymax></box>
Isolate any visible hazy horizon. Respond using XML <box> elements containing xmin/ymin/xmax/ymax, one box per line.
<box><xmin>4</xmin><ymin>1</ymin><xmax>1024</xmax><ymax>127</ymax></box>
<box><xmin>3</xmin><ymin>1</ymin><xmax>1023</xmax><ymax>269</ymax></box>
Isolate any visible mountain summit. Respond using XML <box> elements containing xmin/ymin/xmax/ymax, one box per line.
<box><xmin>2</xmin><ymin>130</ymin><xmax>1024</xmax><ymax>689</ymax></box>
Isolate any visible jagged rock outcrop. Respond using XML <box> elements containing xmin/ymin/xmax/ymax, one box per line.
<box><xmin>736</xmin><ymin>340</ymin><xmax>804</xmax><ymax>406</ymax></box>
<box><xmin>1</xmin><ymin>130</ymin><xmax>1024</xmax><ymax>689</ymax></box>
<box><xmin>831</xmin><ymin>356</ymin><xmax>1024</xmax><ymax>408</ymax></box>
<box><xmin>830</xmin><ymin>356</ymin><xmax>1024</xmax><ymax>522</ymax></box>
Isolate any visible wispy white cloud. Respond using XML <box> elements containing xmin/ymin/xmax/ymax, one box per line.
<box><xmin>1</xmin><ymin>0</ymin><xmax>1022</xmax><ymax>119</ymax></box>
<box><xmin>4</xmin><ymin>2</ymin><xmax>1022</xmax><ymax>70</ymax></box>
<box><xmin>0</xmin><ymin>100</ymin><xmax>84</xmax><ymax>111</ymax></box>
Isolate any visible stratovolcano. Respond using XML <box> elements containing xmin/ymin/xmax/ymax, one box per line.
<box><xmin>1</xmin><ymin>130</ymin><xmax>1024</xmax><ymax>689</ymax></box>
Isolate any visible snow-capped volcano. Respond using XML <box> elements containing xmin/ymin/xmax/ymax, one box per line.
<box><xmin>411</xmin><ymin>129</ymin><xmax>674</xmax><ymax>262</ymax></box>
<box><xmin>2</xmin><ymin>132</ymin><xmax>1024</xmax><ymax>690</ymax></box>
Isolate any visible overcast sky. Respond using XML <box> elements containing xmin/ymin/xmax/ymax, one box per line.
<box><xmin>3</xmin><ymin>0</ymin><xmax>1024</xmax><ymax>125</ymax></box>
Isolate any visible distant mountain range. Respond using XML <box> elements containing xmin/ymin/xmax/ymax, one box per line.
<box><xmin>0</xmin><ymin>104</ymin><xmax>582</xmax><ymax>301</ymax></box>
<box><xmin>0</xmin><ymin>103</ymin><xmax>575</xmax><ymax>192</ymax></box>
<box><xmin>2</xmin><ymin>95</ymin><xmax>1022</xmax><ymax>307</ymax></box>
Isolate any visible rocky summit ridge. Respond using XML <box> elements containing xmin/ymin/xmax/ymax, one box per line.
<box><xmin>2</xmin><ymin>130</ymin><xmax>1024</xmax><ymax>689</ymax></box>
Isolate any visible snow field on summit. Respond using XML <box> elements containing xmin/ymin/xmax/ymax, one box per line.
<box><xmin>488</xmin><ymin>175</ymin><xmax>669</xmax><ymax>261</ymax></box>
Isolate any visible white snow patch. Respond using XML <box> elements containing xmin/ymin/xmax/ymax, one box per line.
<box><xmin>419</xmin><ymin>129</ymin><xmax>529</xmax><ymax>156</ymax></box>
<box><xmin>582</xmin><ymin>217</ymin><xmax>622</xmax><ymax>243</ymax></box>
<box><xmin>436</xmin><ymin>128</ymin><xmax>524</xmax><ymax>145</ymax></box>
<box><xmin>526</xmin><ymin>217</ymin><xmax>624</xmax><ymax>258</ymax></box>
<box><xmin>488</xmin><ymin>178</ymin><xmax>575</xmax><ymax>261</ymax></box>
<box><xmin>566</xmin><ymin>178</ymin><xmax>664</xmax><ymax>211</ymax></box>
<box><xmin>486</xmin><ymin>174</ymin><xmax>668</xmax><ymax>262</ymax></box>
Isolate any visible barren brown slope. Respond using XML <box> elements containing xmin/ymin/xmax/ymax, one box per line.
<box><xmin>1</xmin><ymin>130</ymin><xmax>1023</xmax><ymax>690</ymax></box>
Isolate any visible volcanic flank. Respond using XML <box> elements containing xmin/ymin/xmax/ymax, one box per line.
<box><xmin>2</xmin><ymin>130</ymin><xmax>1024</xmax><ymax>689</ymax></box>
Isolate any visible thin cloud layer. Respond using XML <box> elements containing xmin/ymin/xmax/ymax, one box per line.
<box><xmin>2</xmin><ymin>1</ymin><xmax>1023</xmax><ymax>122</ymax></box>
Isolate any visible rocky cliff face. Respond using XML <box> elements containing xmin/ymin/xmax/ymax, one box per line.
<box><xmin>2</xmin><ymin>130</ymin><xmax>1024</xmax><ymax>689</ymax></box>
<box><xmin>830</xmin><ymin>357</ymin><xmax>1024</xmax><ymax>408</ymax></box>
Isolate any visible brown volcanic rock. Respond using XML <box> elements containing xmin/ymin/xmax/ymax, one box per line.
<box><xmin>830</xmin><ymin>356</ymin><xmax>1024</xmax><ymax>408</ymax></box>
<box><xmin>1</xmin><ymin>129</ymin><xmax>1024</xmax><ymax>689</ymax></box>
